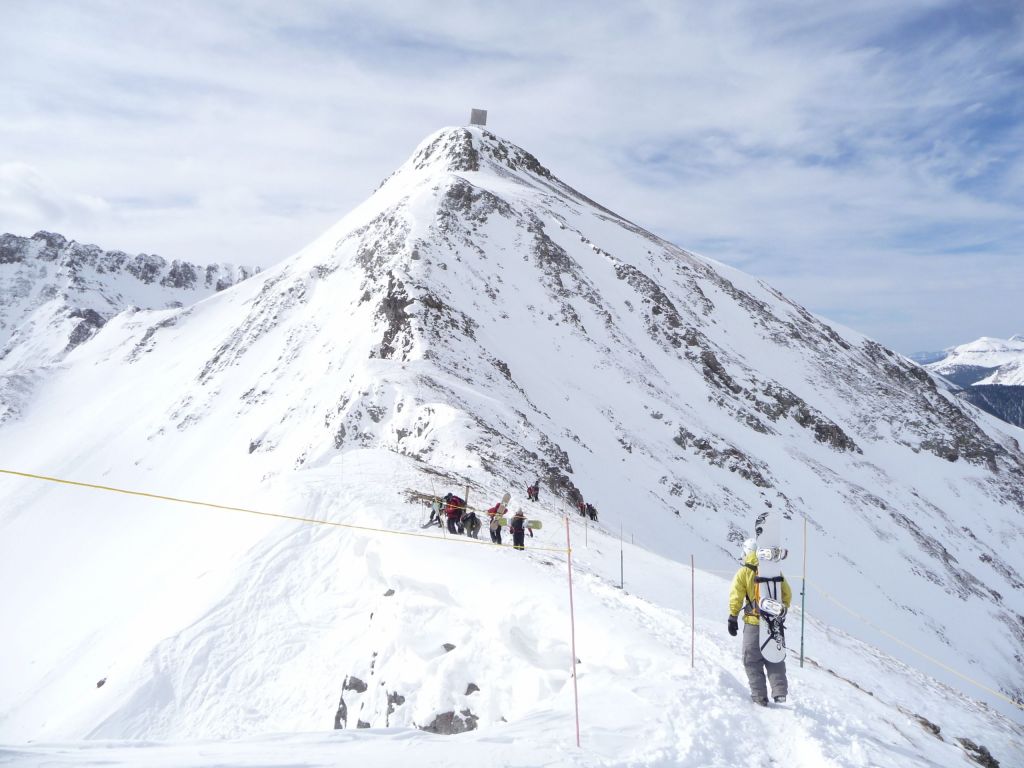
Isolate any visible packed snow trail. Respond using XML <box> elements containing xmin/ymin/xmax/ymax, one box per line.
<box><xmin>2</xmin><ymin>451</ymin><xmax>1021</xmax><ymax>766</ymax></box>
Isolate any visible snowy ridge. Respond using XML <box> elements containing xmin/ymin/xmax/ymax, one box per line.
<box><xmin>1</xmin><ymin>127</ymin><xmax>1023</xmax><ymax>765</ymax></box>
<box><xmin>0</xmin><ymin>230</ymin><xmax>255</xmax><ymax>373</ymax></box>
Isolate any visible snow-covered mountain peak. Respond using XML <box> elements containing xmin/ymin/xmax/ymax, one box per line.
<box><xmin>2</xmin><ymin>128</ymin><xmax>1024</xmax><ymax>762</ymax></box>
<box><xmin>961</xmin><ymin>336</ymin><xmax>1024</xmax><ymax>354</ymax></box>
<box><xmin>402</xmin><ymin>126</ymin><xmax>552</xmax><ymax>179</ymax></box>
<box><xmin>927</xmin><ymin>334</ymin><xmax>1024</xmax><ymax>386</ymax></box>
<box><xmin>370</xmin><ymin>126</ymin><xmax>571</xmax><ymax>212</ymax></box>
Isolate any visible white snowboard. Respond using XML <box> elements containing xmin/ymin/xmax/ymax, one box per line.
<box><xmin>754</xmin><ymin>510</ymin><xmax>787</xmax><ymax>664</ymax></box>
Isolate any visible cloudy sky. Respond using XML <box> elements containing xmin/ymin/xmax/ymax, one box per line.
<box><xmin>2</xmin><ymin>1</ymin><xmax>1022</xmax><ymax>353</ymax></box>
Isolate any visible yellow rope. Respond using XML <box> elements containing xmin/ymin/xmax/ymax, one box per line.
<box><xmin>707</xmin><ymin>560</ymin><xmax>1023</xmax><ymax>712</ymax></box>
<box><xmin>7</xmin><ymin>467</ymin><xmax>1018</xmax><ymax>713</ymax></box>
<box><xmin>806</xmin><ymin>578</ymin><xmax>1024</xmax><ymax>712</ymax></box>
<box><xmin>0</xmin><ymin>468</ymin><xmax>569</xmax><ymax>554</ymax></box>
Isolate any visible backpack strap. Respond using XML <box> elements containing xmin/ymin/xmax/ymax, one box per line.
<box><xmin>740</xmin><ymin>562</ymin><xmax>758</xmax><ymax>616</ymax></box>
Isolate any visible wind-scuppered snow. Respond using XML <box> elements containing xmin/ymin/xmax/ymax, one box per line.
<box><xmin>1</xmin><ymin>127</ymin><xmax>1023</xmax><ymax>766</ymax></box>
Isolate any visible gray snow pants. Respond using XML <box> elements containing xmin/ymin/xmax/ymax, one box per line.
<box><xmin>743</xmin><ymin>622</ymin><xmax>788</xmax><ymax>701</ymax></box>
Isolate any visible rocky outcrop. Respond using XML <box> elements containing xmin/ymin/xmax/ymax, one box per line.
<box><xmin>419</xmin><ymin>709</ymin><xmax>479</xmax><ymax>735</ymax></box>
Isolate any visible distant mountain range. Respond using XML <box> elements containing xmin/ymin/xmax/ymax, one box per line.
<box><xmin>918</xmin><ymin>336</ymin><xmax>1024</xmax><ymax>427</ymax></box>
<box><xmin>0</xmin><ymin>231</ymin><xmax>255</xmax><ymax>374</ymax></box>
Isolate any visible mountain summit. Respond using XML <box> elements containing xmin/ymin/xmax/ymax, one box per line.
<box><xmin>1</xmin><ymin>127</ymin><xmax>1022</xmax><ymax>759</ymax></box>
<box><xmin>402</xmin><ymin>126</ymin><xmax>555</xmax><ymax>177</ymax></box>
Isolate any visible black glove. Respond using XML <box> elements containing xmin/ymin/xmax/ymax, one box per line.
<box><xmin>728</xmin><ymin>615</ymin><xmax>738</xmax><ymax>636</ymax></box>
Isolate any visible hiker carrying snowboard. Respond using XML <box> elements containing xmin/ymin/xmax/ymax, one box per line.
<box><xmin>509</xmin><ymin>509</ymin><xmax>533</xmax><ymax>550</ymax></box>
<box><xmin>728</xmin><ymin>538</ymin><xmax>792</xmax><ymax>706</ymax></box>
<box><xmin>486</xmin><ymin>502</ymin><xmax>503</xmax><ymax>545</ymax></box>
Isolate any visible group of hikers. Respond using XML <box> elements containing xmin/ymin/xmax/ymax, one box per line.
<box><xmin>527</xmin><ymin>478</ymin><xmax>597</xmax><ymax>521</ymax></box>
<box><xmin>425</xmin><ymin>479</ymin><xmax>788</xmax><ymax>707</ymax></box>
<box><xmin>575</xmin><ymin>500</ymin><xmax>599</xmax><ymax>521</ymax></box>
<box><xmin>526</xmin><ymin>479</ymin><xmax>540</xmax><ymax>502</ymax></box>
<box><xmin>421</xmin><ymin>477</ymin><xmax>604</xmax><ymax>551</ymax></box>
<box><xmin>422</xmin><ymin>492</ymin><xmax>534</xmax><ymax>550</ymax></box>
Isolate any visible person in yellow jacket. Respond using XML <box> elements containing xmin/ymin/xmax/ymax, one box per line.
<box><xmin>728</xmin><ymin>539</ymin><xmax>792</xmax><ymax>706</ymax></box>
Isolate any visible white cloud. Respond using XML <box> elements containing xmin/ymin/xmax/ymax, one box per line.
<box><xmin>0</xmin><ymin>0</ymin><xmax>1021</xmax><ymax>352</ymax></box>
<box><xmin>0</xmin><ymin>163</ymin><xmax>109</xmax><ymax>231</ymax></box>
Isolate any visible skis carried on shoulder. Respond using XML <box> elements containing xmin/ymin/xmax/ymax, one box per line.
<box><xmin>421</xmin><ymin>499</ymin><xmax>443</xmax><ymax>529</ymax></box>
<box><xmin>754</xmin><ymin>510</ymin><xmax>787</xmax><ymax>663</ymax></box>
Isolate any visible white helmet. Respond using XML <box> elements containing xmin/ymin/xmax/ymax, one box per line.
<box><xmin>742</xmin><ymin>538</ymin><xmax>756</xmax><ymax>556</ymax></box>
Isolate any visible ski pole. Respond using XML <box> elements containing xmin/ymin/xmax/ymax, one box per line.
<box><xmin>800</xmin><ymin>516</ymin><xmax>807</xmax><ymax>668</ymax></box>
<box><xmin>690</xmin><ymin>554</ymin><xmax>695</xmax><ymax>669</ymax></box>
<box><xmin>565</xmin><ymin>516</ymin><xmax>581</xmax><ymax>748</ymax></box>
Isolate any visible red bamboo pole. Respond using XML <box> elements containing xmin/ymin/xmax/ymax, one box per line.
<box><xmin>690</xmin><ymin>554</ymin><xmax>695</xmax><ymax>668</ymax></box>
<box><xmin>566</xmin><ymin>516</ymin><xmax>581</xmax><ymax>747</ymax></box>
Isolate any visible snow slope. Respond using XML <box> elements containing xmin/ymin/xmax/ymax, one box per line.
<box><xmin>1</xmin><ymin>127</ymin><xmax>1023</xmax><ymax>765</ymax></box>
<box><xmin>2</xmin><ymin>451</ymin><xmax>1022</xmax><ymax>767</ymax></box>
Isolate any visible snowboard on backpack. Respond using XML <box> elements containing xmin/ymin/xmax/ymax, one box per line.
<box><xmin>489</xmin><ymin>493</ymin><xmax>512</xmax><ymax>532</ymax></box>
<box><xmin>754</xmin><ymin>510</ymin><xmax>787</xmax><ymax>664</ymax></box>
<box><xmin>496</xmin><ymin>518</ymin><xmax>542</xmax><ymax>530</ymax></box>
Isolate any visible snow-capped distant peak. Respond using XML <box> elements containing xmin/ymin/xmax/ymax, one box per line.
<box><xmin>926</xmin><ymin>334</ymin><xmax>1024</xmax><ymax>386</ymax></box>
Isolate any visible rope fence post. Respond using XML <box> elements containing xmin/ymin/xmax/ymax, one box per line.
<box><xmin>619</xmin><ymin>523</ymin><xmax>624</xmax><ymax>590</ymax></box>
<box><xmin>690</xmin><ymin>554</ymin><xmax>695</xmax><ymax>669</ymax></box>
<box><xmin>565</xmin><ymin>516</ymin><xmax>581</xmax><ymax>748</ymax></box>
<box><xmin>800</xmin><ymin>515</ymin><xmax>807</xmax><ymax>668</ymax></box>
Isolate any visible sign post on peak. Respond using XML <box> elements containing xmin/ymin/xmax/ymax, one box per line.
<box><xmin>469</xmin><ymin>108</ymin><xmax>487</xmax><ymax>126</ymax></box>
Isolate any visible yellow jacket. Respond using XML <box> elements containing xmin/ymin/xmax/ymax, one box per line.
<box><xmin>729</xmin><ymin>552</ymin><xmax>792</xmax><ymax>625</ymax></box>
